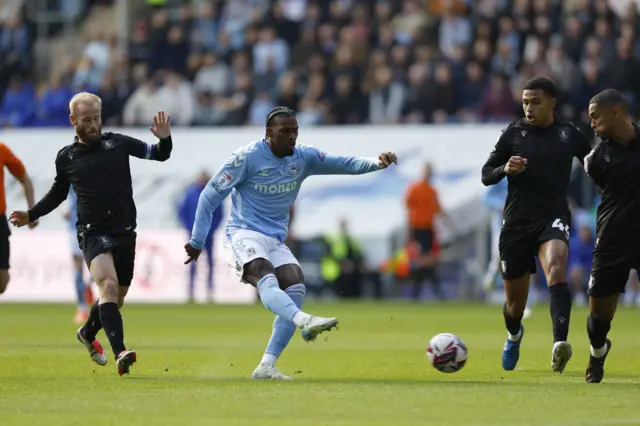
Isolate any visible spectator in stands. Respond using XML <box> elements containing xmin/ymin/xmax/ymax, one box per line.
<box><xmin>253</xmin><ymin>26</ymin><xmax>290</xmax><ymax>75</ymax></box>
<box><xmin>369</xmin><ymin>66</ymin><xmax>405</xmax><ymax>124</ymax></box>
<box><xmin>193</xmin><ymin>52</ymin><xmax>231</xmax><ymax>97</ymax></box>
<box><xmin>328</xmin><ymin>74</ymin><xmax>366</xmax><ymax>124</ymax></box>
<box><xmin>156</xmin><ymin>71</ymin><xmax>195</xmax><ymax>126</ymax></box>
<box><xmin>0</xmin><ymin>77</ymin><xmax>35</xmax><ymax>127</ymax></box>
<box><xmin>123</xmin><ymin>77</ymin><xmax>160</xmax><ymax>126</ymax></box>
<box><xmin>128</xmin><ymin>21</ymin><xmax>150</xmax><ymax>66</ymax></box>
<box><xmin>36</xmin><ymin>74</ymin><xmax>73</xmax><ymax>127</ymax></box>
<box><xmin>457</xmin><ymin>61</ymin><xmax>486</xmax><ymax>121</ymax></box>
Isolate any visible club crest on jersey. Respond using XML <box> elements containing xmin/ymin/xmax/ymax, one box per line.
<box><xmin>286</xmin><ymin>163</ymin><xmax>300</xmax><ymax>177</ymax></box>
<box><xmin>520</xmin><ymin>130</ymin><xmax>527</xmax><ymax>137</ymax></box>
<box><xmin>103</xmin><ymin>139</ymin><xmax>114</xmax><ymax>149</ymax></box>
<box><xmin>559</xmin><ymin>129</ymin><xmax>569</xmax><ymax>142</ymax></box>
<box><xmin>246</xmin><ymin>247</ymin><xmax>256</xmax><ymax>257</ymax></box>
<box><xmin>317</xmin><ymin>151</ymin><xmax>326</xmax><ymax>161</ymax></box>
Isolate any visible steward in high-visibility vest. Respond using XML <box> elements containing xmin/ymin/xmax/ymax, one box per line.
<box><xmin>320</xmin><ymin>233</ymin><xmax>362</xmax><ymax>283</ymax></box>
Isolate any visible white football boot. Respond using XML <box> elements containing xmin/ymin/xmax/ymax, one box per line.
<box><xmin>551</xmin><ymin>341</ymin><xmax>573</xmax><ymax>373</ymax></box>
<box><xmin>300</xmin><ymin>316</ymin><xmax>338</xmax><ymax>342</ymax></box>
<box><xmin>252</xmin><ymin>363</ymin><xmax>293</xmax><ymax>380</ymax></box>
<box><xmin>76</xmin><ymin>327</ymin><xmax>108</xmax><ymax>366</ymax></box>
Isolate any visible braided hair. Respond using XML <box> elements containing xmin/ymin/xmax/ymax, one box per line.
<box><xmin>266</xmin><ymin>106</ymin><xmax>296</xmax><ymax>127</ymax></box>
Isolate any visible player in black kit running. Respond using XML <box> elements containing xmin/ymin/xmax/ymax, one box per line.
<box><xmin>9</xmin><ymin>92</ymin><xmax>173</xmax><ymax>376</ymax></box>
<box><xmin>583</xmin><ymin>89</ymin><xmax>640</xmax><ymax>383</ymax></box>
<box><xmin>481</xmin><ymin>77</ymin><xmax>593</xmax><ymax>373</ymax></box>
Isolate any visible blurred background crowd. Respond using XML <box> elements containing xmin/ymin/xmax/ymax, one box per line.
<box><xmin>2</xmin><ymin>0</ymin><xmax>640</xmax><ymax>129</ymax></box>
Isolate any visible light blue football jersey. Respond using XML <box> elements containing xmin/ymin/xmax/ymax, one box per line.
<box><xmin>189</xmin><ymin>139</ymin><xmax>381</xmax><ymax>248</ymax></box>
<box><xmin>68</xmin><ymin>187</ymin><xmax>78</xmax><ymax>231</ymax></box>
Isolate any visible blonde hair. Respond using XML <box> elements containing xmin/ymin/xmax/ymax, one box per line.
<box><xmin>69</xmin><ymin>92</ymin><xmax>102</xmax><ymax>116</ymax></box>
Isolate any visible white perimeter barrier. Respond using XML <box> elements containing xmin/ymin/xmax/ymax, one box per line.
<box><xmin>0</xmin><ymin>229</ymin><xmax>256</xmax><ymax>303</ymax></box>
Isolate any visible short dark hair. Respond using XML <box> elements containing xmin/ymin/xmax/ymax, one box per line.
<box><xmin>266</xmin><ymin>107</ymin><xmax>296</xmax><ymax>127</ymax></box>
<box><xmin>589</xmin><ymin>89</ymin><xmax>628</xmax><ymax>111</ymax></box>
<box><xmin>522</xmin><ymin>76</ymin><xmax>558</xmax><ymax>98</ymax></box>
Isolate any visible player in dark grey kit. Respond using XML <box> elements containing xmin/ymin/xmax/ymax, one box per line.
<box><xmin>481</xmin><ymin>77</ymin><xmax>593</xmax><ymax>373</ymax></box>
<box><xmin>9</xmin><ymin>92</ymin><xmax>173</xmax><ymax>376</ymax></box>
<box><xmin>583</xmin><ymin>89</ymin><xmax>640</xmax><ymax>383</ymax></box>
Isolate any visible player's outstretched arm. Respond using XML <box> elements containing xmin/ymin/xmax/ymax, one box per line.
<box><xmin>184</xmin><ymin>151</ymin><xmax>249</xmax><ymax>263</ymax></box>
<box><xmin>303</xmin><ymin>145</ymin><xmax>397</xmax><ymax>176</ymax></box>
<box><xmin>122</xmin><ymin>111</ymin><xmax>173</xmax><ymax>162</ymax></box>
<box><xmin>11</xmin><ymin>156</ymin><xmax>70</xmax><ymax>227</ymax></box>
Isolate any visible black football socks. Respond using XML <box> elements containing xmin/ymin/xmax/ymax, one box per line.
<box><xmin>98</xmin><ymin>302</ymin><xmax>126</xmax><ymax>357</ymax></box>
<box><xmin>549</xmin><ymin>282</ymin><xmax>572</xmax><ymax>342</ymax></box>
<box><xmin>81</xmin><ymin>300</ymin><xmax>103</xmax><ymax>341</ymax></box>
<box><xmin>587</xmin><ymin>314</ymin><xmax>611</xmax><ymax>354</ymax></box>
<box><xmin>503</xmin><ymin>302</ymin><xmax>523</xmax><ymax>337</ymax></box>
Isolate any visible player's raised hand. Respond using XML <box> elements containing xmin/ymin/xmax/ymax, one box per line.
<box><xmin>184</xmin><ymin>242</ymin><xmax>202</xmax><ymax>265</ymax></box>
<box><xmin>149</xmin><ymin>110</ymin><xmax>171</xmax><ymax>139</ymax></box>
<box><xmin>378</xmin><ymin>152</ymin><xmax>398</xmax><ymax>168</ymax></box>
<box><xmin>9</xmin><ymin>210</ymin><xmax>30</xmax><ymax>227</ymax></box>
<box><xmin>504</xmin><ymin>156</ymin><xmax>527</xmax><ymax>175</ymax></box>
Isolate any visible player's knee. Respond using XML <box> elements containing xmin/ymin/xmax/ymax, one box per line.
<box><xmin>96</xmin><ymin>278</ymin><xmax>118</xmax><ymax>302</ymax></box>
<box><xmin>505</xmin><ymin>299</ymin><xmax>526</xmax><ymax>317</ymax></box>
<box><xmin>244</xmin><ymin>258</ymin><xmax>276</xmax><ymax>284</ymax></box>
<box><xmin>546</xmin><ymin>261</ymin><xmax>566</xmax><ymax>284</ymax></box>
<box><xmin>0</xmin><ymin>270</ymin><xmax>9</xmax><ymax>294</ymax></box>
<box><xmin>275</xmin><ymin>264</ymin><xmax>305</xmax><ymax>289</ymax></box>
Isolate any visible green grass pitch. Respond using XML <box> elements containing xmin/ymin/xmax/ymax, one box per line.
<box><xmin>1</xmin><ymin>301</ymin><xmax>640</xmax><ymax>426</ymax></box>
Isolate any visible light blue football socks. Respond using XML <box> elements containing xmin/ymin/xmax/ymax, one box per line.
<box><xmin>262</xmin><ymin>283</ymin><xmax>306</xmax><ymax>365</ymax></box>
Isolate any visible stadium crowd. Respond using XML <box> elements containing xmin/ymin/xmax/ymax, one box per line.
<box><xmin>1</xmin><ymin>0</ymin><xmax>640</xmax><ymax>128</ymax></box>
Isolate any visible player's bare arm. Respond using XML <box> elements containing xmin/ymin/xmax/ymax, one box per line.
<box><xmin>15</xmin><ymin>173</ymin><xmax>38</xmax><ymax>229</ymax></box>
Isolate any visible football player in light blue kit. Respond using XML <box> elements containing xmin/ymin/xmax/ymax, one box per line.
<box><xmin>184</xmin><ymin>107</ymin><xmax>397</xmax><ymax>379</ymax></box>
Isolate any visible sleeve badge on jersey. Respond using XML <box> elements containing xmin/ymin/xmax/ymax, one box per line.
<box><xmin>317</xmin><ymin>151</ymin><xmax>326</xmax><ymax>161</ymax></box>
<box><xmin>221</xmin><ymin>172</ymin><xmax>233</xmax><ymax>183</ymax></box>
<box><xmin>216</xmin><ymin>172</ymin><xmax>233</xmax><ymax>189</ymax></box>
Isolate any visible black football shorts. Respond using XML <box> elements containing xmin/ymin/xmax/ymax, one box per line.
<box><xmin>499</xmin><ymin>215</ymin><xmax>571</xmax><ymax>280</ymax></box>
<box><xmin>0</xmin><ymin>214</ymin><xmax>10</xmax><ymax>269</ymax></box>
<box><xmin>79</xmin><ymin>231</ymin><xmax>137</xmax><ymax>287</ymax></box>
<box><xmin>588</xmin><ymin>250</ymin><xmax>640</xmax><ymax>298</ymax></box>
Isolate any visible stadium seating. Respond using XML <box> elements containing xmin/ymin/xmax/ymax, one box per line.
<box><xmin>1</xmin><ymin>0</ymin><xmax>638</xmax><ymax>129</ymax></box>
